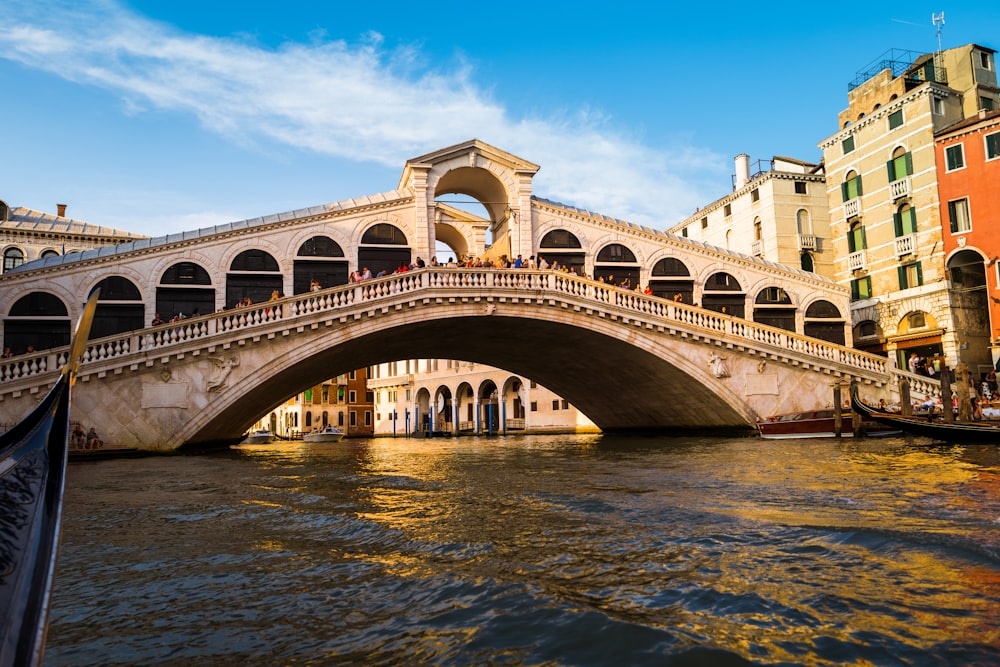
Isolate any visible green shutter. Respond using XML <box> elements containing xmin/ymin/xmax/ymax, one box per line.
<box><xmin>893</xmin><ymin>212</ymin><xmax>903</xmax><ymax>237</ymax></box>
<box><xmin>905</xmin><ymin>151</ymin><xmax>913</xmax><ymax>176</ymax></box>
<box><xmin>948</xmin><ymin>202</ymin><xmax>958</xmax><ymax>232</ymax></box>
<box><xmin>841</xmin><ymin>182</ymin><xmax>849</xmax><ymax>202</ymax></box>
<box><xmin>856</xmin><ymin>176</ymin><xmax>863</xmax><ymax>197</ymax></box>
<box><xmin>898</xmin><ymin>266</ymin><xmax>907</xmax><ymax>289</ymax></box>
<box><xmin>887</xmin><ymin>160</ymin><xmax>896</xmax><ymax>182</ymax></box>
<box><xmin>860</xmin><ymin>226</ymin><xmax>867</xmax><ymax>249</ymax></box>
<box><xmin>916</xmin><ymin>262</ymin><xmax>923</xmax><ymax>286</ymax></box>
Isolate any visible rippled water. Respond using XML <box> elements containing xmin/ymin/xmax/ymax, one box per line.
<box><xmin>45</xmin><ymin>434</ymin><xmax>1000</xmax><ymax>665</ymax></box>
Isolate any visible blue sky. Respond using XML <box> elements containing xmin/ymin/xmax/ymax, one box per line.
<box><xmin>1</xmin><ymin>1</ymin><xmax>998</xmax><ymax>237</ymax></box>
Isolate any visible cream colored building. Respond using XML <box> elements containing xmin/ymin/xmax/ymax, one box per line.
<box><xmin>368</xmin><ymin>359</ymin><xmax>597</xmax><ymax>436</ymax></box>
<box><xmin>669</xmin><ymin>154</ymin><xmax>833</xmax><ymax>281</ymax></box>
<box><xmin>818</xmin><ymin>44</ymin><xmax>999</xmax><ymax>372</ymax></box>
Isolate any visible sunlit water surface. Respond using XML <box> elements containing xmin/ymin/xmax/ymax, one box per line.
<box><xmin>45</xmin><ymin>434</ymin><xmax>1000</xmax><ymax>666</ymax></box>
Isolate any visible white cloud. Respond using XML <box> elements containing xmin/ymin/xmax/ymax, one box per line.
<box><xmin>0</xmin><ymin>0</ymin><xmax>724</xmax><ymax>229</ymax></box>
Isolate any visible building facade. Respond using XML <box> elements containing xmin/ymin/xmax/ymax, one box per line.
<box><xmin>935</xmin><ymin>108</ymin><xmax>1000</xmax><ymax>375</ymax></box>
<box><xmin>254</xmin><ymin>368</ymin><xmax>375</xmax><ymax>438</ymax></box>
<box><xmin>818</xmin><ymin>44</ymin><xmax>999</xmax><ymax>373</ymax></box>
<box><xmin>669</xmin><ymin>154</ymin><xmax>833</xmax><ymax>281</ymax></box>
<box><xmin>368</xmin><ymin>359</ymin><xmax>596</xmax><ymax>436</ymax></box>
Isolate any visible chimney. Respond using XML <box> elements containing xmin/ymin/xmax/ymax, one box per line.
<box><xmin>57</xmin><ymin>203</ymin><xmax>67</xmax><ymax>217</ymax></box>
<box><xmin>735</xmin><ymin>154</ymin><xmax>750</xmax><ymax>187</ymax></box>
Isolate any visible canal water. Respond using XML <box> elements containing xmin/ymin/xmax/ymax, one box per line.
<box><xmin>46</xmin><ymin>434</ymin><xmax>1000</xmax><ymax>666</ymax></box>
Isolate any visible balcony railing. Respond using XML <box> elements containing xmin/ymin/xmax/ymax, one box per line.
<box><xmin>844</xmin><ymin>198</ymin><xmax>861</xmax><ymax>219</ymax></box>
<box><xmin>890</xmin><ymin>177</ymin><xmax>911</xmax><ymax>200</ymax></box>
<box><xmin>848</xmin><ymin>250</ymin><xmax>868</xmax><ymax>272</ymax></box>
<box><xmin>894</xmin><ymin>234</ymin><xmax>916</xmax><ymax>257</ymax></box>
<box><xmin>751</xmin><ymin>240</ymin><xmax>763</xmax><ymax>256</ymax></box>
<box><xmin>798</xmin><ymin>234</ymin><xmax>817</xmax><ymax>251</ymax></box>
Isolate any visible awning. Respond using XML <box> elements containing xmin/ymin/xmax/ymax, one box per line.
<box><xmin>888</xmin><ymin>329</ymin><xmax>945</xmax><ymax>347</ymax></box>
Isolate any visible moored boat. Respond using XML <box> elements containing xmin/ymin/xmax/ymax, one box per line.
<box><xmin>243</xmin><ymin>429</ymin><xmax>275</xmax><ymax>444</ymax></box>
<box><xmin>757</xmin><ymin>408</ymin><xmax>901</xmax><ymax>439</ymax></box>
<box><xmin>851</xmin><ymin>384</ymin><xmax>1000</xmax><ymax>444</ymax></box>
<box><xmin>303</xmin><ymin>425</ymin><xmax>345</xmax><ymax>443</ymax></box>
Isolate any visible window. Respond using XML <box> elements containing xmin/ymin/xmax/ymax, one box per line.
<box><xmin>886</xmin><ymin>149</ymin><xmax>912</xmax><ymax>181</ymax></box>
<box><xmin>794</xmin><ymin>181</ymin><xmax>807</xmax><ymax>194</ymax></box>
<box><xmin>850</xmin><ymin>276</ymin><xmax>873</xmax><ymax>300</ymax></box>
<box><xmin>888</xmin><ymin>109</ymin><xmax>904</xmax><ymax>130</ymax></box>
<box><xmin>796</xmin><ymin>209</ymin><xmax>811</xmax><ymax>234</ymax></box>
<box><xmin>350</xmin><ymin>411</ymin><xmax>357</xmax><ymax>427</ymax></box>
<box><xmin>980</xmin><ymin>51</ymin><xmax>993</xmax><ymax>70</ymax></box>
<box><xmin>981</xmin><ymin>97</ymin><xmax>996</xmax><ymax>112</ymax></box>
<box><xmin>909</xmin><ymin>312</ymin><xmax>926</xmax><ymax>329</ymax></box>
<box><xmin>561</xmin><ymin>399</ymin><xmax>568</xmax><ymax>409</ymax></box>
<box><xmin>842</xmin><ymin>136</ymin><xmax>855</xmax><ymax>154</ymax></box>
<box><xmin>945</xmin><ymin>144</ymin><xmax>965</xmax><ymax>171</ymax></box>
<box><xmin>681</xmin><ymin>227</ymin><xmax>688</xmax><ymax>238</ymax></box>
<box><xmin>3</xmin><ymin>247</ymin><xmax>25</xmax><ymax>272</ymax></box>
<box><xmin>847</xmin><ymin>224</ymin><xmax>867</xmax><ymax>253</ymax></box>
<box><xmin>986</xmin><ymin>132</ymin><xmax>1000</xmax><ymax>160</ymax></box>
<box><xmin>948</xmin><ymin>198</ymin><xmax>971</xmax><ymax>233</ymax></box>
<box><xmin>349</xmin><ymin>370</ymin><xmax>356</xmax><ymax>380</ymax></box>
<box><xmin>750</xmin><ymin>188</ymin><xmax>760</xmax><ymax>203</ymax></box>
<box><xmin>898</xmin><ymin>262</ymin><xmax>923</xmax><ymax>289</ymax></box>
<box><xmin>932</xmin><ymin>97</ymin><xmax>945</xmax><ymax>115</ymax></box>
<box><xmin>893</xmin><ymin>204</ymin><xmax>917</xmax><ymax>236</ymax></box>
<box><xmin>552</xmin><ymin>400</ymin><xmax>559</xmax><ymax>411</ymax></box>
<box><xmin>365</xmin><ymin>411</ymin><xmax>371</xmax><ymax>426</ymax></box>
<box><xmin>800</xmin><ymin>252</ymin><xmax>814</xmax><ymax>272</ymax></box>
<box><xmin>753</xmin><ymin>218</ymin><xmax>762</xmax><ymax>241</ymax></box>
<box><xmin>530</xmin><ymin>401</ymin><xmax>537</xmax><ymax>412</ymax></box>
<box><xmin>723</xmin><ymin>204</ymin><xmax>732</xmax><ymax>217</ymax></box>
<box><xmin>841</xmin><ymin>171</ymin><xmax>862</xmax><ymax>201</ymax></box>
<box><xmin>700</xmin><ymin>217</ymin><xmax>708</xmax><ymax>229</ymax></box>
<box><xmin>349</xmin><ymin>390</ymin><xmax>356</xmax><ymax>403</ymax></box>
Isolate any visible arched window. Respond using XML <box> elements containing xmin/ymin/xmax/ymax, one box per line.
<box><xmin>0</xmin><ymin>200</ymin><xmax>8</xmax><ymax>222</ymax></box>
<box><xmin>800</xmin><ymin>252</ymin><xmax>814</xmax><ymax>273</ymax></box>
<box><xmin>804</xmin><ymin>300</ymin><xmax>845</xmax><ymax>345</ymax></box>
<box><xmin>753</xmin><ymin>217</ymin><xmax>763</xmax><ymax>241</ymax></box>
<box><xmin>649</xmin><ymin>257</ymin><xmax>693</xmax><ymax>302</ymax></box>
<box><xmin>796</xmin><ymin>209</ymin><xmax>811</xmax><ymax>235</ymax></box>
<box><xmin>538</xmin><ymin>229</ymin><xmax>585</xmax><ymax>275</ymax></box>
<box><xmin>3</xmin><ymin>247</ymin><xmax>24</xmax><ymax>273</ymax></box>
<box><xmin>294</xmin><ymin>236</ymin><xmax>348</xmax><ymax>293</ymax></box>
<box><xmin>887</xmin><ymin>146</ymin><xmax>913</xmax><ymax>182</ymax></box>
<box><xmin>227</xmin><ymin>249</ymin><xmax>282</xmax><ymax>308</ymax></box>
<box><xmin>848</xmin><ymin>222</ymin><xmax>867</xmax><ymax>253</ymax></box>
<box><xmin>40</xmin><ymin>249</ymin><xmax>60</xmax><ymax>258</ymax></box>
<box><xmin>358</xmin><ymin>224</ymin><xmax>411</xmax><ymax>276</ymax></box>
<box><xmin>894</xmin><ymin>203</ymin><xmax>917</xmax><ymax>237</ymax></box>
<box><xmin>157</xmin><ymin>262</ymin><xmax>215</xmax><ymax>321</ymax></box>
<box><xmin>90</xmin><ymin>276</ymin><xmax>145</xmax><ymax>337</ymax></box>
<box><xmin>4</xmin><ymin>292</ymin><xmax>70</xmax><ymax>353</ymax></box>
<box><xmin>593</xmin><ymin>243</ymin><xmax>639</xmax><ymax>287</ymax></box>
<box><xmin>702</xmin><ymin>272</ymin><xmax>744</xmax><ymax>317</ymax></box>
<box><xmin>842</xmin><ymin>170</ymin><xmax>862</xmax><ymax>201</ymax></box>
<box><xmin>753</xmin><ymin>287</ymin><xmax>795</xmax><ymax>332</ymax></box>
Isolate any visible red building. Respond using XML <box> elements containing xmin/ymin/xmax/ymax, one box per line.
<box><xmin>936</xmin><ymin>109</ymin><xmax>1000</xmax><ymax>373</ymax></box>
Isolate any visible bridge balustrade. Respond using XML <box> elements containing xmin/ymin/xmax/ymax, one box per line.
<box><xmin>0</xmin><ymin>267</ymin><xmax>891</xmax><ymax>391</ymax></box>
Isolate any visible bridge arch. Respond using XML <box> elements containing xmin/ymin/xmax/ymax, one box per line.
<box><xmin>701</xmin><ymin>271</ymin><xmax>746</xmax><ymax>316</ymax></box>
<box><xmin>648</xmin><ymin>254</ymin><xmax>694</xmax><ymax>303</ymax></box>
<box><xmin>537</xmin><ymin>225</ymin><xmax>588</xmax><ymax>274</ymax></box>
<box><xmin>88</xmin><ymin>275</ymin><xmax>145</xmax><ymax>338</ymax></box>
<box><xmin>592</xmin><ymin>239</ymin><xmax>643</xmax><ymax>288</ymax></box>
<box><xmin>433</xmin><ymin>221</ymin><xmax>472</xmax><ymax>263</ymax></box>
<box><xmin>752</xmin><ymin>286</ymin><xmax>796</xmax><ymax>332</ymax></box>
<box><xmin>804</xmin><ymin>298</ymin><xmax>847</xmax><ymax>345</ymax></box>
<box><xmin>428</xmin><ymin>162</ymin><xmax>516</xmax><ymax>228</ymax></box>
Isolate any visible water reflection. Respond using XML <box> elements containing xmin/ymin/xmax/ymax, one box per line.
<box><xmin>47</xmin><ymin>434</ymin><xmax>1000</xmax><ymax>666</ymax></box>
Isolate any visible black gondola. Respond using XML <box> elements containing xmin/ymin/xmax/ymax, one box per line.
<box><xmin>851</xmin><ymin>383</ymin><xmax>1000</xmax><ymax>444</ymax></box>
<box><xmin>0</xmin><ymin>293</ymin><xmax>98</xmax><ymax>667</ymax></box>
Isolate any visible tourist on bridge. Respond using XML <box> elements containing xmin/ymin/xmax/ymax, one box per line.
<box><xmin>151</xmin><ymin>313</ymin><xmax>164</xmax><ymax>326</ymax></box>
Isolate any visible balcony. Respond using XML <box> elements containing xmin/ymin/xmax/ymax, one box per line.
<box><xmin>844</xmin><ymin>198</ymin><xmax>861</xmax><ymax>219</ymax></box>
<box><xmin>751</xmin><ymin>240</ymin><xmax>763</xmax><ymax>256</ymax></box>
<box><xmin>798</xmin><ymin>234</ymin><xmax>817</xmax><ymax>251</ymax></box>
<box><xmin>894</xmin><ymin>233</ymin><xmax>916</xmax><ymax>257</ymax></box>
<box><xmin>890</xmin><ymin>177</ymin><xmax>911</xmax><ymax>200</ymax></box>
<box><xmin>848</xmin><ymin>250</ymin><xmax>868</xmax><ymax>272</ymax></box>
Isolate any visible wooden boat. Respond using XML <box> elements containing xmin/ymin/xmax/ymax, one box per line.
<box><xmin>303</xmin><ymin>425</ymin><xmax>345</xmax><ymax>443</ymax></box>
<box><xmin>1</xmin><ymin>293</ymin><xmax>97</xmax><ymax>667</ymax></box>
<box><xmin>757</xmin><ymin>408</ymin><xmax>901</xmax><ymax>439</ymax></box>
<box><xmin>851</xmin><ymin>385</ymin><xmax>1000</xmax><ymax>444</ymax></box>
<box><xmin>242</xmin><ymin>429</ymin><xmax>275</xmax><ymax>445</ymax></box>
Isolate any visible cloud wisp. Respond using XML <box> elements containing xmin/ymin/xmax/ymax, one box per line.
<box><xmin>0</xmin><ymin>1</ymin><xmax>722</xmax><ymax>227</ymax></box>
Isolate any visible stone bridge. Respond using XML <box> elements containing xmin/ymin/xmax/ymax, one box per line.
<box><xmin>0</xmin><ymin>138</ymin><xmax>927</xmax><ymax>449</ymax></box>
<box><xmin>0</xmin><ymin>268</ymin><xmax>900</xmax><ymax>451</ymax></box>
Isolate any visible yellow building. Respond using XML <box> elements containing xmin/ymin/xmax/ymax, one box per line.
<box><xmin>670</xmin><ymin>154</ymin><xmax>832</xmax><ymax>280</ymax></box>
<box><xmin>818</xmin><ymin>44</ymin><xmax>998</xmax><ymax>372</ymax></box>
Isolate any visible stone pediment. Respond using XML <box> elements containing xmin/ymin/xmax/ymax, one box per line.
<box><xmin>397</xmin><ymin>139</ymin><xmax>540</xmax><ymax>194</ymax></box>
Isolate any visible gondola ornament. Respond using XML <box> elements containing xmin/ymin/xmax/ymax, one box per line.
<box><xmin>0</xmin><ymin>291</ymin><xmax>99</xmax><ymax>667</ymax></box>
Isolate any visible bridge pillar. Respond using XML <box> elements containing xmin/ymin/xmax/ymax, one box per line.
<box><xmin>410</xmin><ymin>165</ymin><xmax>434</xmax><ymax>262</ymax></box>
<box><xmin>474</xmin><ymin>398</ymin><xmax>481</xmax><ymax>434</ymax></box>
<box><xmin>452</xmin><ymin>402</ymin><xmax>459</xmax><ymax>437</ymax></box>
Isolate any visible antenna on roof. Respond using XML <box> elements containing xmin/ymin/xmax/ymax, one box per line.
<box><xmin>932</xmin><ymin>12</ymin><xmax>945</xmax><ymax>53</ymax></box>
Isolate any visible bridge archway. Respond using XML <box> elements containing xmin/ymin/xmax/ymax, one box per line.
<box><xmin>226</xmin><ymin>249</ymin><xmax>282</xmax><ymax>307</ymax></box>
<box><xmin>703</xmin><ymin>272</ymin><xmax>745</xmax><ymax>317</ymax></box>
<box><xmin>753</xmin><ymin>287</ymin><xmax>796</xmax><ymax>332</ymax></box>
<box><xmin>538</xmin><ymin>229</ymin><xmax>585</xmax><ymax>274</ymax></box>
<box><xmin>804</xmin><ymin>300</ymin><xmax>846</xmax><ymax>345</ymax></box>
<box><xmin>293</xmin><ymin>236</ymin><xmax>348</xmax><ymax>293</ymax></box>
<box><xmin>649</xmin><ymin>256</ymin><xmax>694</xmax><ymax>303</ymax></box>
<box><xmin>478</xmin><ymin>379</ymin><xmax>500</xmax><ymax>434</ymax></box>
<box><xmin>594</xmin><ymin>243</ymin><xmax>641</xmax><ymax>288</ymax></box>
<box><xmin>89</xmin><ymin>276</ymin><xmax>144</xmax><ymax>338</ymax></box>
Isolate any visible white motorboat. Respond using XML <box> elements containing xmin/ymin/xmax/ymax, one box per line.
<box><xmin>303</xmin><ymin>425</ymin><xmax>345</xmax><ymax>443</ymax></box>
<box><xmin>244</xmin><ymin>429</ymin><xmax>275</xmax><ymax>444</ymax></box>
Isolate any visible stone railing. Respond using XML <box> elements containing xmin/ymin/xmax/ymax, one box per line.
<box><xmin>890</xmin><ymin>177</ymin><xmax>911</xmax><ymax>201</ymax></box>
<box><xmin>848</xmin><ymin>250</ymin><xmax>867</xmax><ymax>272</ymax></box>
<box><xmin>894</xmin><ymin>233</ymin><xmax>916</xmax><ymax>257</ymax></box>
<box><xmin>0</xmin><ymin>269</ymin><xmax>890</xmax><ymax>390</ymax></box>
<box><xmin>844</xmin><ymin>198</ymin><xmax>861</xmax><ymax>219</ymax></box>
<box><xmin>798</xmin><ymin>234</ymin><xmax>817</xmax><ymax>251</ymax></box>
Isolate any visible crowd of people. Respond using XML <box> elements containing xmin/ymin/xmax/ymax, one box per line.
<box><xmin>70</xmin><ymin>423</ymin><xmax>103</xmax><ymax>450</ymax></box>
